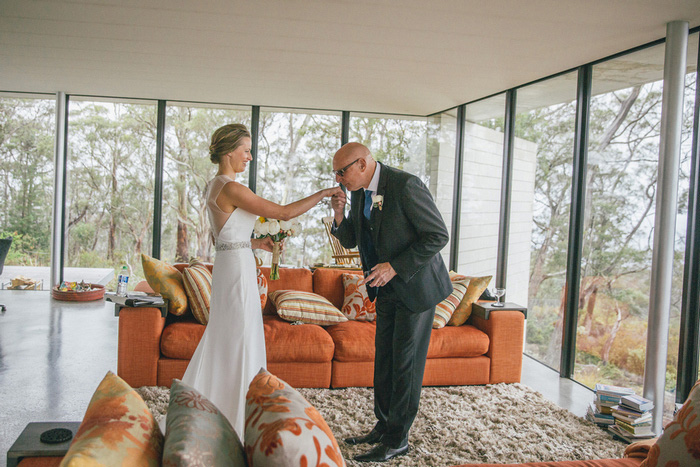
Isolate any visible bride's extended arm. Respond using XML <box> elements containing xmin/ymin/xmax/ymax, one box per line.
<box><xmin>220</xmin><ymin>183</ymin><xmax>342</xmax><ymax>221</ymax></box>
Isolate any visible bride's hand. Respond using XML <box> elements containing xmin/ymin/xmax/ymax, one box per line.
<box><xmin>321</xmin><ymin>187</ymin><xmax>343</xmax><ymax>198</ymax></box>
<box><xmin>252</xmin><ymin>237</ymin><xmax>279</xmax><ymax>253</ymax></box>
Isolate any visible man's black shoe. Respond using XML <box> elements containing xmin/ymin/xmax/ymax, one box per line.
<box><xmin>344</xmin><ymin>428</ymin><xmax>384</xmax><ymax>445</ymax></box>
<box><xmin>354</xmin><ymin>442</ymin><xmax>409</xmax><ymax>462</ymax></box>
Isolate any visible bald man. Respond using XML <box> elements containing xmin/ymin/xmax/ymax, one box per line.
<box><xmin>330</xmin><ymin>143</ymin><xmax>452</xmax><ymax>462</ymax></box>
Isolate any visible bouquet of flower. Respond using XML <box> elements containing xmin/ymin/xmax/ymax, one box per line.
<box><xmin>253</xmin><ymin>217</ymin><xmax>301</xmax><ymax>280</ymax></box>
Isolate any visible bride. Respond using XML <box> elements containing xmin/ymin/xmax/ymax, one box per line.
<box><xmin>181</xmin><ymin>123</ymin><xmax>341</xmax><ymax>439</ymax></box>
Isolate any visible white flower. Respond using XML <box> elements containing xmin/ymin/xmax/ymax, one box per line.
<box><xmin>254</xmin><ymin>218</ymin><xmax>263</xmax><ymax>235</ymax></box>
<box><xmin>268</xmin><ymin>219</ymin><xmax>281</xmax><ymax>235</ymax></box>
<box><xmin>257</xmin><ymin>222</ymin><xmax>269</xmax><ymax>236</ymax></box>
<box><xmin>279</xmin><ymin>219</ymin><xmax>293</xmax><ymax>231</ymax></box>
<box><xmin>372</xmin><ymin>194</ymin><xmax>383</xmax><ymax>210</ymax></box>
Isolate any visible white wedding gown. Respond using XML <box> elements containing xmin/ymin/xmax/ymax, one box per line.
<box><xmin>181</xmin><ymin>174</ymin><xmax>267</xmax><ymax>440</ymax></box>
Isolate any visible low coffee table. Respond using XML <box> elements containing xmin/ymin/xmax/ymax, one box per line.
<box><xmin>7</xmin><ymin>421</ymin><xmax>80</xmax><ymax>467</ymax></box>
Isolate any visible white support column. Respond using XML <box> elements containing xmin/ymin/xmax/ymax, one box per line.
<box><xmin>50</xmin><ymin>92</ymin><xmax>68</xmax><ymax>288</ymax></box>
<box><xmin>643</xmin><ymin>20</ymin><xmax>688</xmax><ymax>435</ymax></box>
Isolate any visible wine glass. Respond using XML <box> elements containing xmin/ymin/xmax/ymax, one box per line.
<box><xmin>493</xmin><ymin>287</ymin><xmax>506</xmax><ymax>307</ymax></box>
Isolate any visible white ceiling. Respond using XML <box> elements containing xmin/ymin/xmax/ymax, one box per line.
<box><xmin>1</xmin><ymin>0</ymin><xmax>699</xmax><ymax>116</ymax></box>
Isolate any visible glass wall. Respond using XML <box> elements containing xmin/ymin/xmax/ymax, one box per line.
<box><xmin>162</xmin><ymin>104</ymin><xmax>251</xmax><ymax>264</ymax></box>
<box><xmin>458</xmin><ymin>95</ymin><xmax>506</xmax><ymax>280</ymax></box>
<box><xmin>0</xmin><ymin>94</ymin><xmax>55</xmax><ymax>267</ymax></box>
<box><xmin>427</xmin><ymin>110</ymin><xmax>458</xmax><ymax>265</ymax></box>
<box><xmin>256</xmin><ymin>108</ymin><xmax>342</xmax><ymax>267</ymax></box>
<box><xmin>66</xmin><ymin>97</ymin><xmax>158</xmax><ymax>286</ymax></box>
<box><xmin>349</xmin><ymin>113</ymin><xmax>430</xmax><ymax>185</ymax></box>
<box><xmin>514</xmin><ymin>74</ymin><xmax>578</xmax><ymax>371</ymax></box>
<box><xmin>574</xmin><ymin>36</ymin><xmax>698</xmax><ymax>418</ymax></box>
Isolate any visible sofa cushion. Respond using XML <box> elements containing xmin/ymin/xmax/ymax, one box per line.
<box><xmin>263</xmin><ymin>315</ymin><xmax>335</xmax><ymax>363</ymax></box>
<box><xmin>328</xmin><ymin>320</ymin><xmax>490</xmax><ymax>362</ymax></box>
<box><xmin>642</xmin><ymin>379</ymin><xmax>700</xmax><ymax>467</ymax></box>
<box><xmin>313</xmin><ymin>267</ymin><xmax>361</xmax><ymax>309</ymax></box>
<box><xmin>163</xmin><ymin>379</ymin><xmax>246</xmax><ymax>466</ymax></box>
<box><xmin>61</xmin><ymin>371</ymin><xmax>163</xmax><ymax>466</ymax></box>
<box><xmin>244</xmin><ymin>368</ymin><xmax>345</xmax><ymax>466</ymax></box>
<box><xmin>142</xmin><ymin>253</ymin><xmax>189</xmax><ymax>316</ymax></box>
<box><xmin>182</xmin><ymin>259</ymin><xmax>213</xmax><ymax>325</ymax></box>
<box><xmin>270</xmin><ymin>290</ymin><xmax>348</xmax><ymax>326</ymax></box>
<box><xmin>259</xmin><ymin>267</ymin><xmax>313</xmax><ymax>314</ymax></box>
<box><xmin>161</xmin><ymin>319</ymin><xmax>205</xmax><ymax>360</ymax></box>
<box><xmin>340</xmin><ymin>273</ymin><xmax>376</xmax><ymax>321</ymax></box>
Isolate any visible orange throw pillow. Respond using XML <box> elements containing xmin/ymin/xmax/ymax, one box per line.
<box><xmin>341</xmin><ymin>273</ymin><xmax>376</xmax><ymax>321</ymax></box>
<box><xmin>448</xmin><ymin>275</ymin><xmax>492</xmax><ymax>326</ymax></box>
<box><xmin>141</xmin><ymin>253</ymin><xmax>189</xmax><ymax>316</ymax></box>
<box><xmin>244</xmin><ymin>369</ymin><xmax>345</xmax><ymax>466</ymax></box>
<box><xmin>434</xmin><ymin>279</ymin><xmax>469</xmax><ymax>328</ymax></box>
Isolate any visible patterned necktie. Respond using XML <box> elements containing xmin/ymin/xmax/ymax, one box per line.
<box><xmin>364</xmin><ymin>190</ymin><xmax>373</xmax><ymax>219</ymax></box>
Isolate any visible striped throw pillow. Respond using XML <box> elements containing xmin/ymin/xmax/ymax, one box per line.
<box><xmin>182</xmin><ymin>259</ymin><xmax>212</xmax><ymax>325</ymax></box>
<box><xmin>433</xmin><ymin>279</ymin><xmax>469</xmax><ymax>328</ymax></box>
<box><xmin>269</xmin><ymin>290</ymin><xmax>347</xmax><ymax>326</ymax></box>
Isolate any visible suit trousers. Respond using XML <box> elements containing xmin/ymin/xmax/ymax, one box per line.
<box><xmin>372</xmin><ymin>293</ymin><xmax>435</xmax><ymax>447</ymax></box>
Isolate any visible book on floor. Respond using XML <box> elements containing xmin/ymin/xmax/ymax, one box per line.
<box><xmin>611</xmin><ymin>407</ymin><xmax>652</xmax><ymax>425</ymax></box>
<box><xmin>607</xmin><ymin>424</ymin><xmax>656</xmax><ymax>443</ymax></box>
<box><xmin>620</xmin><ymin>394</ymin><xmax>654</xmax><ymax>412</ymax></box>
<box><xmin>615</xmin><ymin>418</ymin><xmax>653</xmax><ymax>436</ymax></box>
<box><xmin>587</xmin><ymin>402</ymin><xmax>615</xmax><ymax>425</ymax></box>
<box><xmin>594</xmin><ymin>383</ymin><xmax>636</xmax><ymax>397</ymax></box>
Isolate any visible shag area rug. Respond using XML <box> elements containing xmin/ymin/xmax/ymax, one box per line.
<box><xmin>137</xmin><ymin>383</ymin><xmax>627</xmax><ymax>466</ymax></box>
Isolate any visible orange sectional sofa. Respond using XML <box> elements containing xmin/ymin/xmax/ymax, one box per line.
<box><xmin>116</xmin><ymin>265</ymin><xmax>526</xmax><ymax>389</ymax></box>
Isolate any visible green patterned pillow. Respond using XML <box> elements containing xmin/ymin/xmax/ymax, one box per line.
<box><xmin>141</xmin><ymin>253</ymin><xmax>188</xmax><ymax>316</ymax></box>
<box><xmin>60</xmin><ymin>371</ymin><xmax>162</xmax><ymax>466</ymax></box>
<box><xmin>162</xmin><ymin>379</ymin><xmax>246</xmax><ymax>466</ymax></box>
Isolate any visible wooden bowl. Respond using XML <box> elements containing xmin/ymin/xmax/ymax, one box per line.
<box><xmin>51</xmin><ymin>283</ymin><xmax>106</xmax><ymax>302</ymax></box>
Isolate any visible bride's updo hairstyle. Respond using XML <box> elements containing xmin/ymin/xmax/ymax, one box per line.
<box><xmin>209</xmin><ymin>123</ymin><xmax>251</xmax><ymax>164</ymax></box>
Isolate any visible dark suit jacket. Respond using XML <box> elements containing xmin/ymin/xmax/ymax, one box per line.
<box><xmin>333</xmin><ymin>164</ymin><xmax>452</xmax><ymax>313</ymax></box>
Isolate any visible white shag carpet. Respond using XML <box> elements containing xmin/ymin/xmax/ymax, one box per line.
<box><xmin>137</xmin><ymin>383</ymin><xmax>627</xmax><ymax>466</ymax></box>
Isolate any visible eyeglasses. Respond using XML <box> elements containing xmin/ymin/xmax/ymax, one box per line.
<box><xmin>334</xmin><ymin>158</ymin><xmax>360</xmax><ymax>177</ymax></box>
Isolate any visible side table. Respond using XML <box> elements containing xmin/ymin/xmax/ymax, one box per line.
<box><xmin>7</xmin><ymin>421</ymin><xmax>81</xmax><ymax>467</ymax></box>
<box><xmin>472</xmin><ymin>302</ymin><xmax>527</xmax><ymax>320</ymax></box>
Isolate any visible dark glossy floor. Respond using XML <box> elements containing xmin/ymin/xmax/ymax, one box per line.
<box><xmin>0</xmin><ymin>290</ymin><xmax>593</xmax><ymax>467</ymax></box>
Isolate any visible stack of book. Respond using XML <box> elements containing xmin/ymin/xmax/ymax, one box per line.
<box><xmin>608</xmin><ymin>394</ymin><xmax>655</xmax><ymax>442</ymax></box>
<box><xmin>587</xmin><ymin>383</ymin><xmax>635</xmax><ymax>427</ymax></box>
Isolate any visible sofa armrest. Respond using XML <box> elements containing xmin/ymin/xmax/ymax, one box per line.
<box><xmin>470</xmin><ymin>309</ymin><xmax>525</xmax><ymax>384</ymax></box>
<box><xmin>117</xmin><ymin>307</ymin><xmax>166</xmax><ymax>387</ymax></box>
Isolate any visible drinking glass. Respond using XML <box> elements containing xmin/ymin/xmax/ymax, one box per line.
<box><xmin>493</xmin><ymin>287</ymin><xmax>506</xmax><ymax>307</ymax></box>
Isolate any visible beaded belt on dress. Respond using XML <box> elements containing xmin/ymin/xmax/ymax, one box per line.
<box><xmin>215</xmin><ymin>240</ymin><xmax>251</xmax><ymax>251</ymax></box>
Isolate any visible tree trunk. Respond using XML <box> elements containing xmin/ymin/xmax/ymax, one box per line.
<box><xmin>601</xmin><ymin>303</ymin><xmax>625</xmax><ymax>363</ymax></box>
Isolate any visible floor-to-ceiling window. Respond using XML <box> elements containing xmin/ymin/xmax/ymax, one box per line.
<box><xmin>161</xmin><ymin>104</ymin><xmax>251</xmax><ymax>264</ymax></box>
<box><xmin>349</xmin><ymin>113</ymin><xmax>430</xmax><ymax>185</ymax></box>
<box><xmin>574</xmin><ymin>36</ymin><xmax>698</xmax><ymax>417</ymax></box>
<box><xmin>458</xmin><ymin>96</ymin><xmax>506</xmax><ymax>281</ymax></box>
<box><xmin>256</xmin><ymin>108</ymin><xmax>342</xmax><ymax>267</ymax></box>
<box><xmin>427</xmin><ymin>109</ymin><xmax>458</xmax><ymax>265</ymax></box>
<box><xmin>514</xmin><ymin>73</ymin><xmax>578</xmax><ymax>371</ymax></box>
<box><xmin>0</xmin><ymin>94</ymin><xmax>55</xmax><ymax>268</ymax></box>
<box><xmin>66</xmin><ymin>97</ymin><xmax>158</xmax><ymax>286</ymax></box>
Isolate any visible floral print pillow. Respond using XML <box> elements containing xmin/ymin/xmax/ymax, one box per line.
<box><xmin>162</xmin><ymin>379</ymin><xmax>246</xmax><ymax>466</ymax></box>
<box><xmin>60</xmin><ymin>371</ymin><xmax>162</xmax><ymax>466</ymax></box>
<box><xmin>244</xmin><ymin>368</ymin><xmax>346</xmax><ymax>467</ymax></box>
<box><xmin>340</xmin><ymin>273</ymin><xmax>376</xmax><ymax>321</ymax></box>
<box><xmin>257</xmin><ymin>267</ymin><xmax>268</xmax><ymax>310</ymax></box>
<box><xmin>642</xmin><ymin>380</ymin><xmax>700</xmax><ymax>466</ymax></box>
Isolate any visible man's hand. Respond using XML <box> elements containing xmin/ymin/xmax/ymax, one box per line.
<box><xmin>360</xmin><ymin>262</ymin><xmax>397</xmax><ymax>288</ymax></box>
<box><xmin>331</xmin><ymin>191</ymin><xmax>347</xmax><ymax>225</ymax></box>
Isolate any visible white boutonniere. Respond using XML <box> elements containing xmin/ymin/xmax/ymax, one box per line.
<box><xmin>372</xmin><ymin>194</ymin><xmax>383</xmax><ymax>211</ymax></box>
